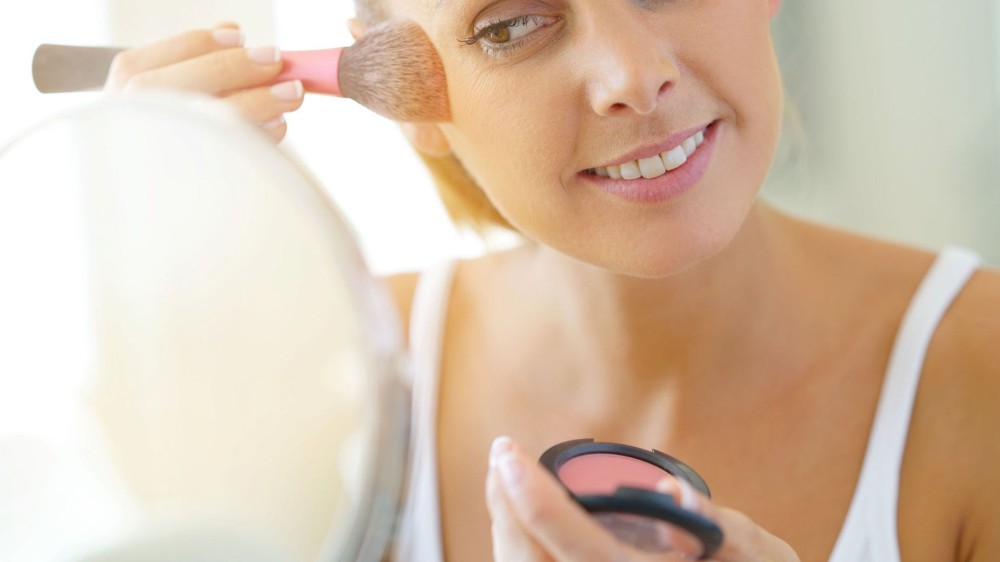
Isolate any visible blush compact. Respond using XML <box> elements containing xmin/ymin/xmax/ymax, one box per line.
<box><xmin>540</xmin><ymin>439</ymin><xmax>723</xmax><ymax>559</ymax></box>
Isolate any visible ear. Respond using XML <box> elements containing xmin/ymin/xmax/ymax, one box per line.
<box><xmin>346</xmin><ymin>18</ymin><xmax>368</xmax><ymax>41</ymax></box>
<box><xmin>400</xmin><ymin>122</ymin><xmax>452</xmax><ymax>157</ymax></box>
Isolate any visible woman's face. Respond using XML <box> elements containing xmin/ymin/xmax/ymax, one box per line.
<box><xmin>394</xmin><ymin>0</ymin><xmax>784</xmax><ymax>277</ymax></box>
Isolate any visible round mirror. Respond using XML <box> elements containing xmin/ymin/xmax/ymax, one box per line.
<box><xmin>0</xmin><ymin>94</ymin><xmax>408</xmax><ymax>561</ymax></box>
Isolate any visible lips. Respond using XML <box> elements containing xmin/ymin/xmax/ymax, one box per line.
<box><xmin>590</xmin><ymin>120</ymin><xmax>716</xmax><ymax>172</ymax></box>
<box><xmin>579</xmin><ymin>120</ymin><xmax>721</xmax><ymax>203</ymax></box>
<box><xmin>586</xmin><ymin>120</ymin><xmax>716</xmax><ymax>181</ymax></box>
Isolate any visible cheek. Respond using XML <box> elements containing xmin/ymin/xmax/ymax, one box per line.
<box><xmin>668</xmin><ymin>6</ymin><xmax>783</xmax><ymax>203</ymax></box>
<box><xmin>698</xmin><ymin>5</ymin><xmax>783</xmax><ymax>144</ymax></box>
<box><xmin>442</xmin><ymin>58</ymin><xmax>578</xmax><ymax>213</ymax></box>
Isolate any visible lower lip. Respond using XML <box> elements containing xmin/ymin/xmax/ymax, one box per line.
<box><xmin>581</xmin><ymin>120</ymin><xmax>720</xmax><ymax>204</ymax></box>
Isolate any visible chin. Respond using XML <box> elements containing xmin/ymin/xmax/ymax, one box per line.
<box><xmin>584</xmin><ymin>199</ymin><xmax>757</xmax><ymax>279</ymax></box>
<box><xmin>611</xmin><ymin>234</ymin><xmax>734</xmax><ymax>279</ymax></box>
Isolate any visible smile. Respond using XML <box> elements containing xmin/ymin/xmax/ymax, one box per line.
<box><xmin>589</xmin><ymin>125</ymin><xmax>709</xmax><ymax>180</ymax></box>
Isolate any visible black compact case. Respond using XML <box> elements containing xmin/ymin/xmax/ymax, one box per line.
<box><xmin>540</xmin><ymin>438</ymin><xmax>723</xmax><ymax>558</ymax></box>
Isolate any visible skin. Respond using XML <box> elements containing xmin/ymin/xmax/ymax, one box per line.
<box><xmin>419</xmin><ymin>0</ymin><xmax>781</xmax><ymax>280</ymax></box>
<box><xmin>389</xmin><ymin>221</ymin><xmax>1000</xmax><ymax>562</ymax></box>
<box><xmin>114</xmin><ymin>2</ymin><xmax>1000</xmax><ymax>560</ymax></box>
<box><xmin>376</xmin><ymin>0</ymin><xmax>1000</xmax><ymax>561</ymax></box>
<box><xmin>104</xmin><ymin>22</ymin><xmax>304</xmax><ymax>141</ymax></box>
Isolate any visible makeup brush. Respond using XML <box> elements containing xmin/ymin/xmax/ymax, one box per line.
<box><xmin>31</xmin><ymin>21</ymin><xmax>450</xmax><ymax>122</ymax></box>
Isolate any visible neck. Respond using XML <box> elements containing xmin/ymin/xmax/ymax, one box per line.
<box><xmin>520</xmin><ymin>202</ymin><xmax>819</xmax><ymax>391</ymax></box>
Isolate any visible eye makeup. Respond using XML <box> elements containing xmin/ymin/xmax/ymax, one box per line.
<box><xmin>540</xmin><ymin>439</ymin><xmax>723</xmax><ymax>558</ymax></box>
<box><xmin>456</xmin><ymin>1</ymin><xmax>564</xmax><ymax>59</ymax></box>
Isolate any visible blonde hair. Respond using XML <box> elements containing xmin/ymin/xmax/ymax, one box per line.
<box><xmin>417</xmin><ymin>152</ymin><xmax>514</xmax><ymax>233</ymax></box>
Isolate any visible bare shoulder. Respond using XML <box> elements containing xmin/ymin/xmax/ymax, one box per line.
<box><xmin>915</xmin><ymin>259</ymin><xmax>1000</xmax><ymax>561</ymax></box>
<box><xmin>378</xmin><ymin>247</ymin><xmax>521</xmax><ymax>347</ymax></box>
<box><xmin>946</xmin><ymin>261</ymin><xmax>1000</xmax><ymax>344</ymax></box>
<box><xmin>815</xmin><ymin>227</ymin><xmax>1000</xmax><ymax>559</ymax></box>
<box><xmin>929</xmin><ymin>260</ymin><xmax>1000</xmax><ymax>408</ymax></box>
<box><xmin>781</xmin><ymin>212</ymin><xmax>1000</xmax><ymax>556</ymax></box>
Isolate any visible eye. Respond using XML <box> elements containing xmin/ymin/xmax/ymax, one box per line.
<box><xmin>480</xmin><ymin>15</ymin><xmax>544</xmax><ymax>44</ymax></box>
<box><xmin>460</xmin><ymin>15</ymin><xmax>560</xmax><ymax>57</ymax></box>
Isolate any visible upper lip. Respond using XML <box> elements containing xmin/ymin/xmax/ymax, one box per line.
<box><xmin>590</xmin><ymin>120</ymin><xmax>714</xmax><ymax>170</ymax></box>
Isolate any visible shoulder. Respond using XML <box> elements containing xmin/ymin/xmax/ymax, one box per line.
<box><xmin>378</xmin><ymin>244</ymin><xmax>532</xmax><ymax>348</ymax></box>
<box><xmin>925</xmin><ymin>258</ymin><xmax>1000</xmax><ymax>418</ymax></box>
<box><xmin>926</xmin><ymin>258</ymin><xmax>1000</xmax><ymax>455</ymax></box>
<box><xmin>811</xmin><ymin>229</ymin><xmax>1000</xmax><ymax>559</ymax></box>
<box><xmin>939</xmin><ymin>261</ymin><xmax>1000</xmax><ymax>360</ymax></box>
<box><xmin>914</xmin><ymin>256</ymin><xmax>1000</xmax><ymax>560</ymax></box>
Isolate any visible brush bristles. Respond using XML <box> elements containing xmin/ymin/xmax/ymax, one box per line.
<box><xmin>339</xmin><ymin>21</ymin><xmax>451</xmax><ymax>122</ymax></box>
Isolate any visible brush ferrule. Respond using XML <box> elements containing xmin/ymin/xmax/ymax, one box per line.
<box><xmin>276</xmin><ymin>48</ymin><xmax>344</xmax><ymax>97</ymax></box>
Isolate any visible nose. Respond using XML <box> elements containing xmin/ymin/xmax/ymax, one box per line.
<box><xmin>582</xmin><ymin>13</ymin><xmax>681</xmax><ymax>117</ymax></box>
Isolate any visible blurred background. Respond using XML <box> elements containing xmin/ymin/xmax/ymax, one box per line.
<box><xmin>1</xmin><ymin>0</ymin><xmax>999</xmax><ymax>274</ymax></box>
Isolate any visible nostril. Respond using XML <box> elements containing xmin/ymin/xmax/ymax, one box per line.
<box><xmin>657</xmin><ymin>80</ymin><xmax>672</xmax><ymax>97</ymax></box>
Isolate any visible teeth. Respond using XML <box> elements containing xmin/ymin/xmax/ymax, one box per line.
<box><xmin>638</xmin><ymin>155</ymin><xmax>666</xmax><ymax>179</ymax></box>
<box><xmin>596</xmin><ymin>126</ymin><xmax>706</xmax><ymax>181</ymax></box>
<box><xmin>619</xmin><ymin>161</ymin><xmax>641</xmax><ymax>180</ymax></box>
<box><xmin>681</xmin><ymin>137</ymin><xmax>697</xmax><ymax>156</ymax></box>
<box><xmin>661</xmin><ymin>145</ymin><xmax>687</xmax><ymax>171</ymax></box>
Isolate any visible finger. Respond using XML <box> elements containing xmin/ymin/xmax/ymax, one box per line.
<box><xmin>656</xmin><ymin>478</ymin><xmax>797</xmax><ymax>562</ymax></box>
<box><xmin>493</xmin><ymin>436</ymin><xmax>632</xmax><ymax>562</ymax></box>
<box><xmin>260</xmin><ymin>115</ymin><xmax>288</xmax><ymax>143</ymax></box>
<box><xmin>122</xmin><ymin>46</ymin><xmax>283</xmax><ymax>96</ymax></box>
<box><xmin>485</xmin><ymin>455</ymin><xmax>552</xmax><ymax>562</ymax></box>
<box><xmin>106</xmin><ymin>25</ymin><xmax>245</xmax><ymax>92</ymax></box>
<box><xmin>223</xmin><ymin>80</ymin><xmax>305</xmax><ymax>124</ymax></box>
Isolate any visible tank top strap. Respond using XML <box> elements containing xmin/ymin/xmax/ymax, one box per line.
<box><xmin>407</xmin><ymin>260</ymin><xmax>458</xmax><ymax>387</ymax></box>
<box><xmin>829</xmin><ymin>246</ymin><xmax>980</xmax><ymax>561</ymax></box>
<box><xmin>392</xmin><ymin>260</ymin><xmax>456</xmax><ymax>562</ymax></box>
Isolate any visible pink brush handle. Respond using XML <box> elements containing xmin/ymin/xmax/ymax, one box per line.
<box><xmin>276</xmin><ymin>48</ymin><xmax>344</xmax><ymax>97</ymax></box>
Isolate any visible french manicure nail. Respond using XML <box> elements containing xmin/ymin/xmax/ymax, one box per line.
<box><xmin>271</xmin><ymin>80</ymin><xmax>303</xmax><ymax>102</ymax></box>
<box><xmin>489</xmin><ymin>436</ymin><xmax>512</xmax><ymax>469</ymax></box>
<box><xmin>677</xmin><ymin>478</ymin><xmax>699</xmax><ymax>510</ymax></box>
<box><xmin>248</xmin><ymin>46</ymin><xmax>281</xmax><ymax>64</ymax></box>
<box><xmin>497</xmin><ymin>450</ymin><xmax>523</xmax><ymax>491</ymax></box>
<box><xmin>261</xmin><ymin>115</ymin><xmax>286</xmax><ymax>129</ymax></box>
<box><xmin>213</xmin><ymin>28</ymin><xmax>245</xmax><ymax>47</ymax></box>
<box><xmin>656</xmin><ymin>476</ymin><xmax>677</xmax><ymax>494</ymax></box>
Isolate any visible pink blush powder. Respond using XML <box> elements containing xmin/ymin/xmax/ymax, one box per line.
<box><xmin>557</xmin><ymin>454</ymin><xmax>670</xmax><ymax>495</ymax></box>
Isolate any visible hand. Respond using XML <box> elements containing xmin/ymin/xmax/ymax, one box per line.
<box><xmin>485</xmin><ymin>437</ymin><xmax>799</xmax><ymax>561</ymax></box>
<box><xmin>103</xmin><ymin>23</ymin><xmax>304</xmax><ymax>142</ymax></box>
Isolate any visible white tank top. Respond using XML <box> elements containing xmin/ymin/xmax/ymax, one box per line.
<box><xmin>390</xmin><ymin>247</ymin><xmax>981</xmax><ymax>562</ymax></box>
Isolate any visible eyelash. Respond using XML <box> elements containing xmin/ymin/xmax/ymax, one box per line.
<box><xmin>457</xmin><ymin>15</ymin><xmax>551</xmax><ymax>57</ymax></box>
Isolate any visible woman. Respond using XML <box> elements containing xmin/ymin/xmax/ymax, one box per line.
<box><xmin>106</xmin><ymin>1</ymin><xmax>1000</xmax><ymax>560</ymax></box>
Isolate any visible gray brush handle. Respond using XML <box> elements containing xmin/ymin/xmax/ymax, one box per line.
<box><xmin>33</xmin><ymin>44</ymin><xmax>126</xmax><ymax>93</ymax></box>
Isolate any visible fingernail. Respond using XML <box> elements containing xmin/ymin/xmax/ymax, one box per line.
<box><xmin>212</xmin><ymin>29</ymin><xmax>245</xmax><ymax>47</ymax></box>
<box><xmin>497</xmin><ymin>450</ymin><xmax>523</xmax><ymax>491</ymax></box>
<box><xmin>271</xmin><ymin>80</ymin><xmax>303</xmax><ymax>102</ymax></box>
<box><xmin>676</xmin><ymin>478</ymin><xmax>699</xmax><ymax>510</ymax></box>
<box><xmin>656</xmin><ymin>476</ymin><xmax>678</xmax><ymax>494</ymax></box>
<box><xmin>248</xmin><ymin>46</ymin><xmax>281</xmax><ymax>64</ymax></box>
<box><xmin>261</xmin><ymin>115</ymin><xmax>286</xmax><ymax>130</ymax></box>
<box><xmin>489</xmin><ymin>436</ymin><xmax>512</xmax><ymax>469</ymax></box>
